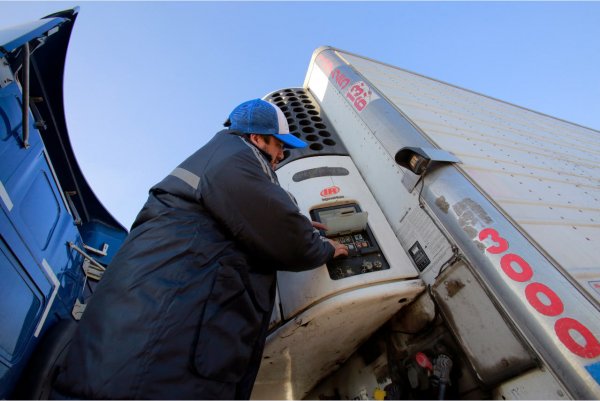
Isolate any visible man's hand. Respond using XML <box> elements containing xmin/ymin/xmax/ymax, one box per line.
<box><xmin>327</xmin><ymin>239</ymin><xmax>348</xmax><ymax>258</ymax></box>
<box><xmin>311</xmin><ymin>221</ymin><xmax>328</xmax><ymax>232</ymax></box>
<box><xmin>313</xmin><ymin>221</ymin><xmax>347</xmax><ymax>258</ymax></box>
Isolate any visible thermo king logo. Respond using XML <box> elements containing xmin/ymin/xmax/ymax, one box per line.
<box><xmin>320</xmin><ymin>186</ymin><xmax>340</xmax><ymax>197</ymax></box>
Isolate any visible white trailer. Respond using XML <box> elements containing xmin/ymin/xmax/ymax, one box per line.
<box><xmin>251</xmin><ymin>47</ymin><xmax>600</xmax><ymax>400</ymax></box>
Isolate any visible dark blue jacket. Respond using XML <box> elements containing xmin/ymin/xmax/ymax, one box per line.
<box><xmin>54</xmin><ymin>130</ymin><xmax>334</xmax><ymax>399</ymax></box>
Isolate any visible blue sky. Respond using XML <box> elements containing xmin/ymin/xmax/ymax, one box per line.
<box><xmin>1</xmin><ymin>1</ymin><xmax>599</xmax><ymax>228</ymax></box>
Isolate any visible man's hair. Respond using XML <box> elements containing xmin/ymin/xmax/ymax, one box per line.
<box><xmin>252</xmin><ymin>134</ymin><xmax>273</xmax><ymax>144</ymax></box>
<box><xmin>239</xmin><ymin>132</ymin><xmax>272</xmax><ymax>144</ymax></box>
<box><xmin>224</xmin><ymin>119</ymin><xmax>271</xmax><ymax>143</ymax></box>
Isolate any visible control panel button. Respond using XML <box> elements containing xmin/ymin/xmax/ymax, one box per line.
<box><xmin>311</xmin><ymin>203</ymin><xmax>390</xmax><ymax>280</ymax></box>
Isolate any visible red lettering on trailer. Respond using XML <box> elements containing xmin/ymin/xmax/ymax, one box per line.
<box><xmin>320</xmin><ymin>186</ymin><xmax>340</xmax><ymax>197</ymax></box>
<box><xmin>330</xmin><ymin>70</ymin><xmax>376</xmax><ymax>113</ymax></box>
<box><xmin>479</xmin><ymin>227</ymin><xmax>600</xmax><ymax>359</ymax></box>
<box><xmin>555</xmin><ymin>317</ymin><xmax>600</xmax><ymax>358</ymax></box>
<box><xmin>317</xmin><ymin>54</ymin><xmax>335</xmax><ymax>75</ymax></box>
<box><xmin>500</xmin><ymin>253</ymin><xmax>533</xmax><ymax>282</ymax></box>
<box><xmin>478</xmin><ymin>228</ymin><xmax>508</xmax><ymax>254</ymax></box>
<box><xmin>331</xmin><ymin>69</ymin><xmax>350</xmax><ymax>90</ymax></box>
<box><xmin>346</xmin><ymin>82</ymin><xmax>370</xmax><ymax>111</ymax></box>
<box><xmin>525</xmin><ymin>282</ymin><xmax>564</xmax><ymax>316</ymax></box>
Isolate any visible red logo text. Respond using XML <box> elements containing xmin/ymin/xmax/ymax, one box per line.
<box><xmin>320</xmin><ymin>186</ymin><xmax>340</xmax><ymax>197</ymax></box>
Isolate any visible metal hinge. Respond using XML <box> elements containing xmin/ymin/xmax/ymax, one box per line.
<box><xmin>65</xmin><ymin>191</ymin><xmax>82</xmax><ymax>225</ymax></box>
<box><xmin>30</xmin><ymin>96</ymin><xmax>47</xmax><ymax>130</ymax></box>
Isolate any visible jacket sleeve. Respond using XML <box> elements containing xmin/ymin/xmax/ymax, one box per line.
<box><xmin>200</xmin><ymin>146</ymin><xmax>334</xmax><ymax>271</ymax></box>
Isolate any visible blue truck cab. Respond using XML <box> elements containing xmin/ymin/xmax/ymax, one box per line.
<box><xmin>0</xmin><ymin>8</ymin><xmax>128</xmax><ymax>398</ymax></box>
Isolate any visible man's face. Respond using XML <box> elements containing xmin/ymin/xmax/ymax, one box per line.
<box><xmin>252</xmin><ymin>134</ymin><xmax>285</xmax><ymax>170</ymax></box>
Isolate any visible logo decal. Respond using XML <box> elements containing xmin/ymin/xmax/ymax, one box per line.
<box><xmin>320</xmin><ymin>186</ymin><xmax>340</xmax><ymax>197</ymax></box>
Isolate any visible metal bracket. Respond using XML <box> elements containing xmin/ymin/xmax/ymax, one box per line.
<box><xmin>65</xmin><ymin>191</ymin><xmax>82</xmax><ymax>225</ymax></box>
<box><xmin>397</xmin><ymin>147</ymin><xmax>461</xmax><ymax>192</ymax></box>
<box><xmin>72</xmin><ymin>299</ymin><xmax>87</xmax><ymax>320</ymax></box>
<box><xmin>401</xmin><ymin>171</ymin><xmax>422</xmax><ymax>193</ymax></box>
<box><xmin>68</xmin><ymin>242</ymin><xmax>106</xmax><ymax>281</ymax></box>
<box><xmin>395</xmin><ymin>147</ymin><xmax>461</xmax><ymax>175</ymax></box>
<box><xmin>83</xmin><ymin>242</ymin><xmax>109</xmax><ymax>257</ymax></box>
<box><xmin>30</xmin><ymin>96</ymin><xmax>47</xmax><ymax>130</ymax></box>
<box><xmin>82</xmin><ymin>258</ymin><xmax>104</xmax><ymax>280</ymax></box>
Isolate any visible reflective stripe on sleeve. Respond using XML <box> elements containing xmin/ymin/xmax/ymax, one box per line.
<box><xmin>170</xmin><ymin>167</ymin><xmax>201</xmax><ymax>190</ymax></box>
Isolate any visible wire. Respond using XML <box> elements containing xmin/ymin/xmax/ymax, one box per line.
<box><xmin>434</xmin><ymin>249</ymin><xmax>461</xmax><ymax>281</ymax></box>
<box><xmin>417</xmin><ymin>168</ymin><xmax>428</xmax><ymax>208</ymax></box>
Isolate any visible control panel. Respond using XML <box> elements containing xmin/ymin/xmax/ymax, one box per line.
<box><xmin>273</xmin><ymin>154</ymin><xmax>419</xmax><ymax>321</ymax></box>
<box><xmin>311</xmin><ymin>203</ymin><xmax>390</xmax><ymax>280</ymax></box>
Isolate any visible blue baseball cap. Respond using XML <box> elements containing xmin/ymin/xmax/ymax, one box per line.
<box><xmin>228</xmin><ymin>99</ymin><xmax>307</xmax><ymax>149</ymax></box>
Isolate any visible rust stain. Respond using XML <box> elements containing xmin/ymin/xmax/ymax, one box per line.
<box><xmin>445</xmin><ymin>279</ymin><xmax>465</xmax><ymax>297</ymax></box>
<box><xmin>436</xmin><ymin>196</ymin><xmax>450</xmax><ymax>213</ymax></box>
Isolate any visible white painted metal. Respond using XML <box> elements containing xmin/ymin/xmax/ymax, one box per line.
<box><xmin>302</xmin><ymin>47</ymin><xmax>600</xmax><ymax>399</ymax></box>
<box><xmin>432</xmin><ymin>260</ymin><xmax>534</xmax><ymax>385</ymax></box>
<box><xmin>255</xmin><ymin>153</ymin><xmax>422</xmax><ymax>398</ymax></box>
<box><xmin>304</xmin><ymin>55</ymin><xmax>456</xmax><ymax>280</ymax></box>
<box><xmin>493</xmin><ymin>368</ymin><xmax>570</xmax><ymax>400</ymax></box>
<box><xmin>338</xmin><ymin>51</ymin><xmax>600</xmax><ymax>304</ymax></box>
<box><xmin>306</xmin><ymin>349</ymin><xmax>391</xmax><ymax>400</ymax></box>
<box><xmin>275</xmin><ymin>155</ymin><xmax>419</xmax><ymax>318</ymax></box>
<box><xmin>251</xmin><ymin>279</ymin><xmax>424</xmax><ymax>400</ymax></box>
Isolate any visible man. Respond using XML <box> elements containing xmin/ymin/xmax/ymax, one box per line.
<box><xmin>53</xmin><ymin>99</ymin><xmax>347</xmax><ymax>400</ymax></box>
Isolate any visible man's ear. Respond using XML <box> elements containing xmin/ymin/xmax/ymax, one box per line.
<box><xmin>248</xmin><ymin>134</ymin><xmax>260</xmax><ymax>146</ymax></box>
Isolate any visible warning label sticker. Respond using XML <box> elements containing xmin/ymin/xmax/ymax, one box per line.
<box><xmin>409</xmin><ymin>241</ymin><xmax>431</xmax><ymax>272</ymax></box>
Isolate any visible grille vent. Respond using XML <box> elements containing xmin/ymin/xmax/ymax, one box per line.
<box><xmin>265</xmin><ymin>88</ymin><xmax>348</xmax><ymax>169</ymax></box>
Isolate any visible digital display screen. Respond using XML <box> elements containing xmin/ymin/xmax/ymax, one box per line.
<box><xmin>311</xmin><ymin>203</ymin><xmax>390</xmax><ymax>280</ymax></box>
